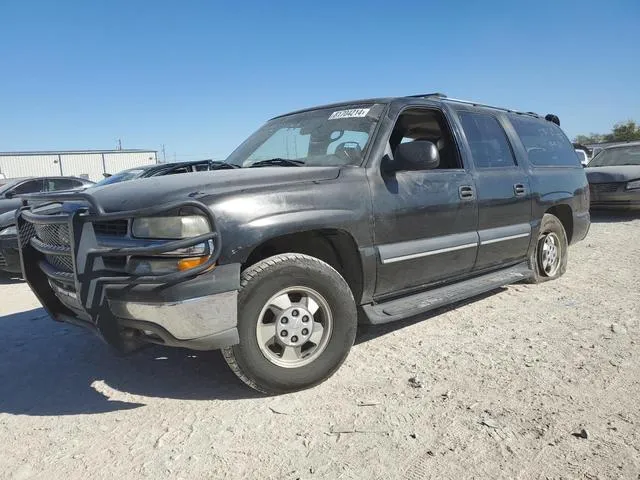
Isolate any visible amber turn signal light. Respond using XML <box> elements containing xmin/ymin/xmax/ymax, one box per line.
<box><xmin>177</xmin><ymin>256</ymin><xmax>212</xmax><ymax>271</ymax></box>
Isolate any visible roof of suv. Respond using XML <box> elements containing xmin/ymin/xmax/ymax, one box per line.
<box><xmin>272</xmin><ymin>93</ymin><xmax>546</xmax><ymax>121</ymax></box>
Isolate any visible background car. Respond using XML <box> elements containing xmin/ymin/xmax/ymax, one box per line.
<box><xmin>0</xmin><ymin>177</ymin><xmax>93</xmax><ymax>274</ymax></box>
<box><xmin>92</xmin><ymin>159</ymin><xmax>236</xmax><ymax>187</ymax></box>
<box><xmin>575</xmin><ymin>148</ymin><xmax>589</xmax><ymax>166</ymax></box>
<box><xmin>585</xmin><ymin>142</ymin><xmax>640</xmax><ymax>210</ymax></box>
<box><xmin>0</xmin><ymin>176</ymin><xmax>94</xmax><ymax>215</ymax></box>
<box><xmin>0</xmin><ymin>161</ymin><xmax>232</xmax><ymax>274</ymax></box>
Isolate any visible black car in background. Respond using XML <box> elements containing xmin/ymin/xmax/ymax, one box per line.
<box><xmin>93</xmin><ymin>159</ymin><xmax>237</xmax><ymax>187</ymax></box>
<box><xmin>0</xmin><ymin>161</ymin><xmax>232</xmax><ymax>274</ymax></box>
<box><xmin>585</xmin><ymin>142</ymin><xmax>640</xmax><ymax>210</ymax></box>
<box><xmin>0</xmin><ymin>176</ymin><xmax>94</xmax><ymax>273</ymax></box>
<box><xmin>0</xmin><ymin>176</ymin><xmax>94</xmax><ymax>215</ymax></box>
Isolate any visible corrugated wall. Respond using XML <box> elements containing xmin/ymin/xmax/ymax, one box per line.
<box><xmin>0</xmin><ymin>151</ymin><xmax>157</xmax><ymax>182</ymax></box>
<box><xmin>58</xmin><ymin>153</ymin><xmax>105</xmax><ymax>181</ymax></box>
<box><xmin>0</xmin><ymin>154</ymin><xmax>60</xmax><ymax>178</ymax></box>
<box><xmin>103</xmin><ymin>152</ymin><xmax>156</xmax><ymax>175</ymax></box>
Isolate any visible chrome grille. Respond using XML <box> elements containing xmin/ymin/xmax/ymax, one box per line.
<box><xmin>590</xmin><ymin>182</ymin><xmax>621</xmax><ymax>194</ymax></box>
<box><xmin>94</xmin><ymin>220</ymin><xmax>128</xmax><ymax>236</ymax></box>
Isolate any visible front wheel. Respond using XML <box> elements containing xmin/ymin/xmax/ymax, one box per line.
<box><xmin>526</xmin><ymin>213</ymin><xmax>568</xmax><ymax>283</ymax></box>
<box><xmin>222</xmin><ymin>254</ymin><xmax>357</xmax><ymax>394</ymax></box>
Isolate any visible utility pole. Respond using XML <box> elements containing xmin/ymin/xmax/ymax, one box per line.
<box><xmin>117</xmin><ymin>138</ymin><xmax>122</xmax><ymax>150</ymax></box>
<box><xmin>162</xmin><ymin>144</ymin><xmax>167</xmax><ymax>163</ymax></box>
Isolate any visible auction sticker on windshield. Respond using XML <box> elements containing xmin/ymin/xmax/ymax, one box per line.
<box><xmin>328</xmin><ymin>108</ymin><xmax>371</xmax><ymax>120</ymax></box>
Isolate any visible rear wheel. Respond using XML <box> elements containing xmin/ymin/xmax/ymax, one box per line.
<box><xmin>222</xmin><ymin>253</ymin><xmax>357</xmax><ymax>394</ymax></box>
<box><xmin>526</xmin><ymin>213</ymin><xmax>568</xmax><ymax>283</ymax></box>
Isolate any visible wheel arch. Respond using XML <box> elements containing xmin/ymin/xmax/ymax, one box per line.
<box><xmin>243</xmin><ymin>229</ymin><xmax>366</xmax><ymax>303</ymax></box>
<box><xmin>545</xmin><ymin>204</ymin><xmax>573</xmax><ymax>244</ymax></box>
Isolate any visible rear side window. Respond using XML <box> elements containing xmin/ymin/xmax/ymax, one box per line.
<box><xmin>458</xmin><ymin>112</ymin><xmax>516</xmax><ymax>168</ymax></box>
<box><xmin>510</xmin><ymin>116</ymin><xmax>579</xmax><ymax>167</ymax></box>
<box><xmin>46</xmin><ymin>178</ymin><xmax>83</xmax><ymax>191</ymax></box>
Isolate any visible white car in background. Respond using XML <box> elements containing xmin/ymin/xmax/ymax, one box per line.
<box><xmin>575</xmin><ymin>149</ymin><xmax>589</xmax><ymax>166</ymax></box>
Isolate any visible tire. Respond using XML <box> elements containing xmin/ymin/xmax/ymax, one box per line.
<box><xmin>221</xmin><ymin>253</ymin><xmax>357</xmax><ymax>394</ymax></box>
<box><xmin>526</xmin><ymin>213</ymin><xmax>568</xmax><ymax>284</ymax></box>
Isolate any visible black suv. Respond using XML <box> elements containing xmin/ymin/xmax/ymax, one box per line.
<box><xmin>17</xmin><ymin>94</ymin><xmax>590</xmax><ymax>393</ymax></box>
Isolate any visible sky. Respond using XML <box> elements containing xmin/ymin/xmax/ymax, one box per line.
<box><xmin>1</xmin><ymin>0</ymin><xmax>639</xmax><ymax>161</ymax></box>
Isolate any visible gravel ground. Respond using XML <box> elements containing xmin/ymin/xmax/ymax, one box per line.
<box><xmin>1</xmin><ymin>212</ymin><xmax>639</xmax><ymax>480</ymax></box>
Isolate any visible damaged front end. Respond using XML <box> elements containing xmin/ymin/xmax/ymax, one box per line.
<box><xmin>17</xmin><ymin>191</ymin><xmax>240</xmax><ymax>353</ymax></box>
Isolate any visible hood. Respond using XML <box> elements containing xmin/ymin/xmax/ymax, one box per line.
<box><xmin>0</xmin><ymin>198</ymin><xmax>23</xmax><ymax>216</ymax></box>
<box><xmin>585</xmin><ymin>165</ymin><xmax>640</xmax><ymax>183</ymax></box>
<box><xmin>85</xmin><ymin>166</ymin><xmax>341</xmax><ymax>212</ymax></box>
<box><xmin>0</xmin><ymin>209</ymin><xmax>16</xmax><ymax>227</ymax></box>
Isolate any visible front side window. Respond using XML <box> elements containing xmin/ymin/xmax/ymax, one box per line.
<box><xmin>458</xmin><ymin>112</ymin><xmax>516</xmax><ymax>168</ymax></box>
<box><xmin>11</xmin><ymin>180</ymin><xmax>44</xmax><ymax>195</ymax></box>
<box><xmin>226</xmin><ymin>104</ymin><xmax>384</xmax><ymax>167</ymax></box>
<box><xmin>389</xmin><ymin>108</ymin><xmax>462</xmax><ymax>169</ymax></box>
<box><xmin>510</xmin><ymin>115</ymin><xmax>579</xmax><ymax>167</ymax></box>
<box><xmin>588</xmin><ymin>145</ymin><xmax>640</xmax><ymax>167</ymax></box>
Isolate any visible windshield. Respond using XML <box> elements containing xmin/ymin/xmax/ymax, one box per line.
<box><xmin>93</xmin><ymin>169</ymin><xmax>146</xmax><ymax>187</ymax></box>
<box><xmin>589</xmin><ymin>145</ymin><xmax>640</xmax><ymax>167</ymax></box>
<box><xmin>225</xmin><ymin>104</ymin><xmax>384</xmax><ymax>168</ymax></box>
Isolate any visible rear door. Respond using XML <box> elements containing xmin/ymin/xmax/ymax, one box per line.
<box><xmin>454</xmin><ymin>109</ymin><xmax>532</xmax><ymax>271</ymax></box>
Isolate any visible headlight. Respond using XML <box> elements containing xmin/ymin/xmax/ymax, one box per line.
<box><xmin>626</xmin><ymin>179</ymin><xmax>640</xmax><ymax>190</ymax></box>
<box><xmin>0</xmin><ymin>225</ymin><xmax>17</xmax><ymax>236</ymax></box>
<box><xmin>131</xmin><ymin>215</ymin><xmax>210</xmax><ymax>239</ymax></box>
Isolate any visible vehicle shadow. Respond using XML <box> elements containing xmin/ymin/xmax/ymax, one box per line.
<box><xmin>590</xmin><ymin>210</ymin><xmax>640</xmax><ymax>223</ymax></box>
<box><xmin>356</xmin><ymin>288</ymin><xmax>505</xmax><ymax>345</ymax></box>
<box><xmin>1</xmin><ymin>289</ymin><xmax>507</xmax><ymax>416</ymax></box>
<box><xmin>0</xmin><ymin>308</ymin><xmax>262</xmax><ymax>417</ymax></box>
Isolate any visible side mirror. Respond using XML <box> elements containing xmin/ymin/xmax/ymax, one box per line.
<box><xmin>5</xmin><ymin>191</ymin><xmax>14</xmax><ymax>199</ymax></box>
<box><xmin>393</xmin><ymin>140</ymin><xmax>440</xmax><ymax>171</ymax></box>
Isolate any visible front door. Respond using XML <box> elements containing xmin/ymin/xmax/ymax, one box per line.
<box><xmin>454</xmin><ymin>109</ymin><xmax>533</xmax><ymax>271</ymax></box>
<box><xmin>369</xmin><ymin>107</ymin><xmax>478</xmax><ymax>298</ymax></box>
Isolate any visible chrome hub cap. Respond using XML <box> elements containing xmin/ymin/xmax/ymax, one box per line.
<box><xmin>256</xmin><ymin>286</ymin><xmax>333</xmax><ymax>368</ymax></box>
<box><xmin>539</xmin><ymin>232</ymin><xmax>560</xmax><ymax>276</ymax></box>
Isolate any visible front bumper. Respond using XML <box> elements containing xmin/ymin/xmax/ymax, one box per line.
<box><xmin>589</xmin><ymin>185</ymin><xmax>640</xmax><ymax>210</ymax></box>
<box><xmin>17</xmin><ymin>193</ymin><xmax>240</xmax><ymax>352</ymax></box>
<box><xmin>0</xmin><ymin>234</ymin><xmax>21</xmax><ymax>273</ymax></box>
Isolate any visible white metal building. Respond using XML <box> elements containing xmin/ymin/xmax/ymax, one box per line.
<box><xmin>0</xmin><ymin>149</ymin><xmax>158</xmax><ymax>182</ymax></box>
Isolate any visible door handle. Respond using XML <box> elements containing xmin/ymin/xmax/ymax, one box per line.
<box><xmin>459</xmin><ymin>185</ymin><xmax>475</xmax><ymax>200</ymax></box>
<box><xmin>514</xmin><ymin>183</ymin><xmax>526</xmax><ymax>196</ymax></box>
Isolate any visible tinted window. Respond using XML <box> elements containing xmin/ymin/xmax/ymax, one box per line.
<box><xmin>458</xmin><ymin>112</ymin><xmax>516</xmax><ymax>168</ymax></box>
<box><xmin>164</xmin><ymin>166</ymin><xmax>191</xmax><ymax>175</ymax></box>
<box><xmin>510</xmin><ymin>116</ymin><xmax>579</xmax><ymax>166</ymax></box>
<box><xmin>194</xmin><ymin>163</ymin><xmax>210</xmax><ymax>171</ymax></box>
<box><xmin>46</xmin><ymin>178</ymin><xmax>83</xmax><ymax>191</ymax></box>
<box><xmin>11</xmin><ymin>180</ymin><xmax>43</xmax><ymax>194</ymax></box>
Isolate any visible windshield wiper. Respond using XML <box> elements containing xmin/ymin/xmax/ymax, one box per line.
<box><xmin>209</xmin><ymin>161</ymin><xmax>240</xmax><ymax>170</ymax></box>
<box><xmin>248</xmin><ymin>158</ymin><xmax>305</xmax><ymax>168</ymax></box>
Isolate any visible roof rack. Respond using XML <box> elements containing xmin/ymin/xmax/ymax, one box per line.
<box><xmin>406</xmin><ymin>93</ymin><xmax>540</xmax><ymax>118</ymax></box>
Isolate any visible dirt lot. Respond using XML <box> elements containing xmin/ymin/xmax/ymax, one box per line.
<box><xmin>1</xmin><ymin>212</ymin><xmax>639</xmax><ymax>480</ymax></box>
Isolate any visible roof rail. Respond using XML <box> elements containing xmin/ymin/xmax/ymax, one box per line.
<box><xmin>407</xmin><ymin>92</ymin><xmax>448</xmax><ymax>99</ymax></box>
<box><xmin>406</xmin><ymin>93</ymin><xmax>540</xmax><ymax>118</ymax></box>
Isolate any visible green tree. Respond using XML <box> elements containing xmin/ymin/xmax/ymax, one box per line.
<box><xmin>574</xmin><ymin>120</ymin><xmax>640</xmax><ymax>144</ymax></box>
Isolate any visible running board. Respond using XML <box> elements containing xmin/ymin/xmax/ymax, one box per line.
<box><xmin>363</xmin><ymin>262</ymin><xmax>533</xmax><ymax>324</ymax></box>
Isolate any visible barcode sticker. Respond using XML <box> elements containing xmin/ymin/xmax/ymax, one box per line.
<box><xmin>328</xmin><ymin>108</ymin><xmax>371</xmax><ymax>120</ymax></box>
